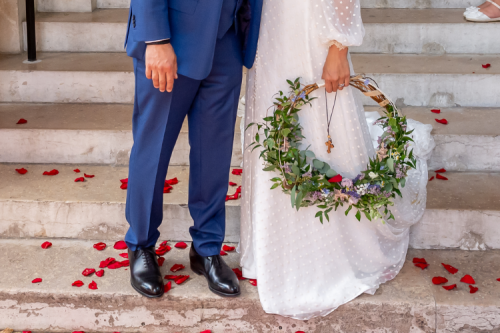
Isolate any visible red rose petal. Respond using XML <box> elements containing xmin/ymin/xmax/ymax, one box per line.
<box><xmin>232</xmin><ymin>268</ymin><xmax>246</xmax><ymax>280</ymax></box>
<box><xmin>43</xmin><ymin>169</ymin><xmax>59</xmax><ymax>176</ymax></box>
<box><xmin>223</xmin><ymin>244</ymin><xmax>236</xmax><ymax>252</ymax></box>
<box><xmin>16</xmin><ymin>168</ymin><xmax>28</xmax><ymax>174</ymax></box>
<box><xmin>482</xmin><ymin>64</ymin><xmax>491</xmax><ymax>69</ymax></box>
<box><xmin>93</xmin><ymin>242</ymin><xmax>106</xmax><ymax>251</ymax></box>
<box><xmin>159</xmin><ymin>240</ymin><xmax>168</xmax><ymax>247</ymax></box>
<box><xmin>119</xmin><ymin>253</ymin><xmax>128</xmax><ymax>258</ymax></box>
<box><xmin>435</xmin><ymin>168</ymin><xmax>447</xmax><ymax>173</ymax></box>
<box><xmin>108</xmin><ymin>261</ymin><xmax>126</xmax><ymax>269</ymax></box>
<box><xmin>72</xmin><ymin>280</ymin><xmax>84</xmax><ymax>287</ymax></box>
<box><xmin>170</xmin><ymin>264</ymin><xmax>185</xmax><ymax>272</ymax></box>
<box><xmin>232</xmin><ymin>168</ymin><xmax>243</xmax><ymax>175</ymax></box>
<box><xmin>429</xmin><ymin>176</ymin><xmax>434</xmax><ymax>181</ymax></box>
<box><xmin>120</xmin><ymin>178</ymin><xmax>128</xmax><ymax>184</ymax></box>
<box><xmin>229</xmin><ymin>182</ymin><xmax>237</xmax><ymax>186</ymax></box>
<box><xmin>249</xmin><ymin>279</ymin><xmax>257</xmax><ymax>286</ymax></box>
<box><xmin>431</xmin><ymin>109</ymin><xmax>441</xmax><ymax>114</ymax></box>
<box><xmin>165</xmin><ymin>275</ymin><xmax>180</xmax><ymax>280</ymax></box>
<box><xmin>436</xmin><ymin>174</ymin><xmax>448</xmax><ymax>181</ymax></box>
<box><xmin>412</xmin><ymin>257</ymin><xmax>427</xmax><ymax>264</ymax></box>
<box><xmin>175</xmin><ymin>242</ymin><xmax>188</xmax><ymax>249</ymax></box>
<box><xmin>497</xmin><ymin>278</ymin><xmax>500</xmax><ymax>281</ymax></box>
<box><xmin>99</xmin><ymin>257</ymin><xmax>116</xmax><ymax>268</ymax></box>
<box><xmin>175</xmin><ymin>275</ymin><xmax>190</xmax><ymax>285</ymax></box>
<box><xmin>200</xmin><ymin>331</ymin><xmax>211</xmax><ymax>333</ymax></box>
<box><xmin>156</xmin><ymin>245</ymin><xmax>171</xmax><ymax>256</ymax></box>
<box><xmin>163</xmin><ymin>185</ymin><xmax>172</xmax><ymax>193</ymax></box>
<box><xmin>17</xmin><ymin>118</ymin><xmax>27</xmax><ymax>124</ymax></box>
<box><xmin>74</xmin><ymin>169</ymin><xmax>80</xmax><ymax>173</ymax></box>
<box><xmin>84</xmin><ymin>173</ymin><xmax>94</xmax><ymax>178</ymax></box>
<box><xmin>73</xmin><ymin>331</ymin><xmax>85</xmax><ymax>333</ymax></box>
<box><xmin>113</xmin><ymin>240</ymin><xmax>128</xmax><ymax>250</ymax></box>
<box><xmin>88</xmin><ymin>281</ymin><xmax>98</xmax><ymax>290</ymax></box>
<box><xmin>120</xmin><ymin>183</ymin><xmax>128</xmax><ymax>190</ymax></box>
<box><xmin>435</xmin><ymin>119</ymin><xmax>448</xmax><ymax>125</ymax></box>
<box><xmin>32</xmin><ymin>278</ymin><xmax>42</xmax><ymax>283</ymax></box>
<box><xmin>95</xmin><ymin>269</ymin><xmax>104</xmax><ymax>277</ymax></box>
<box><xmin>442</xmin><ymin>263</ymin><xmax>458</xmax><ymax>274</ymax></box>
<box><xmin>41</xmin><ymin>241</ymin><xmax>52</xmax><ymax>249</ymax></box>
<box><xmin>119</xmin><ymin>260</ymin><xmax>129</xmax><ymax>267</ymax></box>
<box><xmin>414</xmin><ymin>263</ymin><xmax>429</xmax><ymax>270</ymax></box>
<box><xmin>220</xmin><ymin>250</ymin><xmax>228</xmax><ymax>256</ymax></box>
<box><xmin>432</xmin><ymin>276</ymin><xmax>448</xmax><ymax>285</ymax></box>
<box><xmin>460</xmin><ymin>274</ymin><xmax>476</xmax><ymax>284</ymax></box>
<box><xmin>165</xmin><ymin>177</ymin><xmax>178</xmax><ymax>185</ymax></box>
<box><xmin>74</xmin><ymin>177</ymin><xmax>85</xmax><ymax>182</ymax></box>
<box><xmin>469</xmin><ymin>285</ymin><xmax>478</xmax><ymax>294</ymax></box>
<box><xmin>164</xmin><ymin>280</ymin><xmax>172</xmax><ymax>293</ymax></box>
<box><xmin>158</xmin><ymin>257</ymin><xmax>165</xmax><ymax>266</ymax></box>
<box><xmin>328</xmin><ymin>174</ymin><xmax>343</xmax><ymax>183</ymax></box>
<box><xmin>442</xmin><ymin>284</ymin><xmax>456</xmax><ymax>291</ymax></box>
<box><xmin>82</xmin><ymin>268</ymin><xmax>96</xmax><ymax>276</ymax></box>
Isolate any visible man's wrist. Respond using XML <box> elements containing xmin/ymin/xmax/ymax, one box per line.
<box><xmin>146</xmin><ymin>39</ymin><xmax>171</xmax><ymax>45</ymax></box>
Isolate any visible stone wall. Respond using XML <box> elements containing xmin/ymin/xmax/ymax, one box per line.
<box><xmin>0</xmin><ymin>0</ymin><xmax>26</xmax><ymax>53</ymax></box>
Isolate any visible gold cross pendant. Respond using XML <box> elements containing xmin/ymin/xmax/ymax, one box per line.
<box><xmin>325</xmin><ymin>136</ymin><xmax>334</xmax><ymax>154</ymax></box>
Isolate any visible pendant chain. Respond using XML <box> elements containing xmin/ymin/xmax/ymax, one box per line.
<box><xmin>324</xmin><ymin>90</ymin><xmax>337</xmax><ymax>153</ymax></box>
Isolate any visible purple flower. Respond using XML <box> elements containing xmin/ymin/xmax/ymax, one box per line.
<box><xmin>281</xmin><ymin>164</ymin><xmax>291</xmax><ymax>173</ymax></box>
<box><xmin>349</xmin><ymin>196</ymin><xmax>359</xmax><ymax>205</ymax></box>
<box><xmin>368</xmin><ymin>184</ymin><xmax>381</xmax><ymax>195</ymax></box>
<box><xmin>303</xmin><ymin>171</ymin><xmax>312</xmax><ymax>178</ymax></box>
<box><xmin>347</xmin><ymin>191</ymin><xmax>360</xmax><ymax>199</ymax></box>
<box><xmin>310</xmin><ymin>191</ymin><xmax>322</xmax><ymax>201</ymax></box>
<box><xmin>341</xmin><ymin>178</ymin><xmax>353</xmax><ymax>188</ymax></box>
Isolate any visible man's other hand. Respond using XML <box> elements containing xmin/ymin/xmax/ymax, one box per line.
<box><xmin>145</xmin><ymin>44</ymin><xmax>178</xmax><ymax>92</ymax></box>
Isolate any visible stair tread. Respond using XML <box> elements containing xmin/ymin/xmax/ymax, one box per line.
<box><xmin>36</xmin><ymin>8</ymin><xmax>128</xmax><ymax>23</ymax></box>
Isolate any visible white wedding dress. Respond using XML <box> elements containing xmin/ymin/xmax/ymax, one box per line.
<box><xmin>239</xmin><ymin>0</ymin><xmax>435</xmax><ymax>320</ymax></box>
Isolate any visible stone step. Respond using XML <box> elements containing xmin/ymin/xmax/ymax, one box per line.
<box><xmin>1</xmin><ymin>52</ymin><xmax>498</xmax><ymax>107</ymax></box>
<box><xmin>1</xmin><ymin>103</ymin><xmax>499</xmax><ymax>172</ymax></box>
<box><xmin>361</xmin><ymin>0</ymin><xmax>483</xmax><ymax>8</ymax></box>
<box><xmin>27</xmin><ymin>9</ymin><xmax>499</xmax><ymax>54</ymax></box>
<box><xmin>0</xmin><ymin>103</ymin><xmax>243</xmax><ymax>167</ymax></box>
<box><xmin>37</xmin><ymin>0</ymin><xmax>129</xmax><ymax>12</ymax></box>
<box><xmin>1</xmin><ymin>163</ymin><xmax>499</xmax><ymax>250</ymax></box>
<box><xmin>1</xmin><ymin>239</ymin><xmax>499</xmax><ymax>332</ymax></box>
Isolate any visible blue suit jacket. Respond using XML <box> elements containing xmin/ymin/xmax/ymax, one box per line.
<box><xmin>124</xmin><ymin>0</ymin><xmax>262</xmax><ymax>80</ymax></box>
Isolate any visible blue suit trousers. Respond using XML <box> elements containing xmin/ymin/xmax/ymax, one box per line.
<box><xmin>125</xmin><ymin>28</ymin><xmax>243</xmax><ymax>256</ymax></box>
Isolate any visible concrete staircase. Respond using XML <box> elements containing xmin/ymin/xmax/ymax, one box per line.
<box><xmin>1</xmin><ymin>0</ymin><xmax>499</xmax><ymax>332</ymax></box>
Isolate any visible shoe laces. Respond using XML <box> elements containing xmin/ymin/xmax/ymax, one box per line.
<box><xmin>139</xmin><ymin>248</ymin><xmax>155</xmax><ymax>268</ymax></box>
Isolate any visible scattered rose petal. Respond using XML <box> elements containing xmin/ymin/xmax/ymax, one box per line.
<box><xmin>159</xmin><ymin>240</ymin><xmax>168</xmax><ymax>247</ymax></box>
<box><xmin>223</xmin><ymin>245</ymin><xmax>236</xmax><ymax>252</ymax></box>
<box><xmin>165</xmin><ymin>177</ymin><xmax>178</xmax><ymax>185</ymax></box>
<box><xmin>429</xmin><ymin>176</ymin><xmax>434</xmax><ymax>181</ymax></box>
<box><xmin>99</xmin><ymin>257</ymin><xmax>116</xmax><ymax>268</ymax></box>
<box><xmin>156</xmin><ymin>245</ymin><xmax>171</xmax><ymax>256</ymax></box>
<box><xmin>442</xmin><ymin>263</ymin><xmax>458</xmax><ymax>274</ymax></box>
<box><xmin>74</xmin><ymin>169</ymin><xmax>80</xmax><ymax>173</ymax></box>
<box><xmin>88</xmin><ymin>281</ymin><xmax>98</xmax><ymax>290</ymax></box>
<box><xmin>413</xmin><ymin>257</ymin><xmax>427</xmax><ymax>264</ymax></box>
<box><xmin>435</xmin><ymin>119</ymin><xmax>448</xmax><ymax>125</ymax></box>
<box><xmin>442</xmin><ymin>284</ymin><xmax>456</xmax><ymax>291</ymax></box>
<box><xmin>114</xmin><ymin>240</ymin><xmax>128</xmax><ymax>250</ymax></box>
<box><xmin>175</xmin><ymin>275</ymin><xmax>190</xmax><ymax>285</ymax></box>
<box><xmin>414</xmin><ymin>263</ymin><xmax>429</xmax><ymax>270</ymax></box>
<box><xmin>200</xmin><ymin>331</ymin><xmax>211</xmax><ymax>333</ymax></box>
<box><xmin>32</xmin><ymin>278</ymin><xmax>42</xmax><ymax>283</ymax></box>
<box><xmin>232</xmin><ymin>168</ymin><xmax>243</xmax><ymax>175</ymax></box>
<box><xmin>73</xmin><ymin>331</ymin><xmax>85</xmax><ymax>333</ymax></box>
<box><xmin>163</xmin><ymin>185</ymin><xmax>172</xmax><ymax>193</ymax></box>
<box><xmin>249</xmin><ymin>279</ymin><xmax>257</xmax><ymax>286</ymax></box>
<box><xmin>165</xmin><ymin>275</ymin><xmax>180</xmax><ymax>280</ymax></box>
<box><xmin>170</xmin><ymin>264</ymin><xmax>185</xmax><ymax>272</ymax></box>
<box><xmin>43</xmin><ymin>169</ymin><xmax>59</xmax><ymax>176</ymax></box>
<box><xmin>232</xmin><ymin>268</ymin><xmax>246</xmax><ymax>280</ymax></box>
<box><xmin>120</xmin><ymin>260</ymin><xmax>129</xmax><ymax>267</ymax></box>
<box><xmin>431</xmin><ymin>109</ymin><xmax>441</xmax><ymax>114</ymax></box>
<box><xmin>436</xmin><ymin>174</ymin><xmax>448</xmax><ymax>180</ymax></box>
<box><xmin>72</xmin><ymin>280</ymin><xmax>84</xmax><ymax>287</ymax></box>
<box><xmin>229</xmin><ymin>182</ymin><xmax>237</xmax><ymax>186</ymax></box>
<box><xmin>432</xmin><ymin>276</ymin><xmax>448</xmax><ymax>285</ymax></box>
<box><xmin>82</xmin><ymin>268</ymin><xmax>96</xmax><ymax>276</ymax></box>
<box><xmin>120</xmin><ymin>183</ymin><xmax>128</xmax><ymax>190</ymax></box>
<box><xmin>108</xmin><ymin>260</ymin><xmax>128</xmax><ymax>269</ymax></box>
<box><xmin>16</xmin><ymin>168</ymin><xmax>28</xmax><ymax>174</ymax></box>
<box><xmin>497</xmin><ymin>278</ymin><xmax>500</xmax><ymax>282</ymax></box>
<box><xmin>96</xmin><ymin>270</ymin><xmax>104</xmax><ymax>277</ymax></box>
<box><xmin>119</xmin><ymin>253</ymin><xmax>128</xmax><ymax>258</ymax></box>
<box><xmin>175</xmin><ymin>242</ymin><xmax>188</xmax><ymax>249</ymax></box>
<box><xmin>158</xmin><ymin>257</ymin><xmax>165</xmax><ymax>266</ymax></box>
<box><xmin>23</xmin><ymin>331</ymin><xmax>32</xmax><ymax>333</ymax></box>
<box><xmin>41</xmin><ymin>241</ymin><xmax>52</xmax><ymax>249</ymax></box>
<box><xmin>328</xmin><ymin>174</ymin><xmax>343</xmax><ymax>183</ymax></box>
<box><xmin>435</xmin><ymin>168</ymin><xmax>447</xmax><ymax>173</ymax></box>
<box><xmin>482</xmin><ymin>64</ymin><xmax>491</xmax><ymax>68</ymax></box>
<box><xmin>165</xmin><ymin>281</ymin><xmax>172</xmax><ymax>293</ymax></box>
<box><xmin>17</xmin><ymin>118</ymin><xmax>27</xmax><ymax>124</ymax></box>
<box><xmin>74</xmin><ymin>177</ymin><xmax>85</xmax><ymax>182</ymax></box>
<box><xmin>93</xmin><ymin>242</ymin><xmax>106</xmax><ymax>251</ymax></box>
<box><xmin>460</xmin><ymin>274</ymin><xmax>476</xmax><ymax>284</ymax></box>
<box><xmin>220</xmin><ymin>250</ymin><xmax>228</xmax><ymax>256</ymax></box>
<box><xmin>84</xmin><ymin>173</ymin><xmax>94</xmax><ymax>178</ymax></box>
<box><xmin>120</xmin><ymin>178</ymin><xmax>128</xmax><ymax>184</ymax></box>
<box><xmin>469</xmin><ymin>285</ymin><xmax>478</xmax><ymax>294</ymax></box>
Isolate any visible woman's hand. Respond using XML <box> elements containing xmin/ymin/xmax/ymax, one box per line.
<box><xmin>322</xmin><ymin>45</ymin><xmax>350</xmax><ymax>93</ymax></box>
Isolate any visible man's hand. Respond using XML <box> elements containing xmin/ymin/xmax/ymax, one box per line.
<box><xmin>322</xmin><ymin>46</ymin><xmax>350</xmax><ymax>93</ymax></box>
<box><xmin>145</xmin><ymin>44</ymin><xmax>178</xmax><ymax>92</ymax></box>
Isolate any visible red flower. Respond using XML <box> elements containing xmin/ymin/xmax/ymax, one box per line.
<box><xmin>435</xmin><ymin>119</ymin><xmax>448</xmax><ymax>125</ymax></box>
<box><xmin>220</xmin><ymin>250</ymin><xmax>228</xmax><ymax>256</ymax></box>
<box><xmin>432</xmin><ymin>276</ymin><xmax>448</xmax><ymax>285</ymax></box>
<box><xmin>32</xmin><ymin>278</ymin><xmax>42</xmax><ymax>283</ymax></box>
<box><xmin>165</xmin><ymin>177</ymin><xmax>178</xmax><ymax>185</ymax></box>
<box><xmin>119</xmin><ymin>253</ymin><xmax>128</xmax><ymax>258</ymax></box>
<box><xmin>328</xmin><ymin>174</ymin><xmax>343</xmax><ymax>183</ymax></box>
<box><xmin>74</xmin><ymin>169</ymin><xmax>80</xmax><ymax>173</ymax></box>
<box><xmin>16</xmin><ymin>168</ymin><xmax>28</xmax><ymax>174</ymax></box>
<box><xmin>431</xmin><ymin>109</ymin><xmax>441</xmax><ymax>114</ymax></box>
<box><xmin>469</xmin><ymin>285</ymin><xmax>479</xmax><ymax>294</ymax></box>
<box><xmin>114</xmin><ymin>240</ymin><xmax>128</xmax><ymax>250</ymax></box>
<box><xmin>249</xmin><ymin>279</ymin><xmax>257</xmax><ymax>286</ymax></box>
<box><xmin>156</xmin><ymin>245</ymin><xmax>171</xmax><ymax>256</ymax></box>
<box><xmin>17</xmin><ymin>118</ymin><xmax>27</xmax><ymax>124</ymax></box>
<box><xmin>229</xmin><ymin>182</ymin><xmax>237</xmax><ymax>186</ymax></box>
<box><xmin>460</xmin><ymin>274</ymin><xmax>476</xmax><ymax>284</ymax></box>
<box><xmin>435</xmin><ymin>168</ymin><xmax>446</xmax><ymax>173</ymax></box>
<box><xmin>442</xmin><ymin>284</ymin><xmax>456</xmax><ymax>291</ymax></box>
<box><xmin>442</xmin><ymin>263</ymin><xmax>458</xmax><ymax>274</ymax></box>
<box><xmin>232</xmin><ymin>169</ymin><xmax>243</xmax><ymax>175</ymax></box>
<box><xmin>436</xmin><ymin>174</ymin><xmax>448</xmax><ymax>180</ymax></box>
<box><xmin>414</xmin><ymin>263</ymin><xmax>429</xmax><ymax>270</ymax></box>
<box><xmin>72</xmin><ymin>280</ymin><xmax>84</xmax><ymax>287</ymax></box>
<box><xmin>158</xmin><ymin>257</ymin><xmax>165</xmax><ymax>266</ymax></box>
<box><xmin>96</xmin><ymin>270</ymin><xmax>105</xmax><ymax>277</ymax></box>
<box><xmin>43</xmin><ymin>169</ymin><xmax>59</xmax><ymax>176</ymax></box>
<box><xmin>120</xmin><ymin>183</ymin><xmax>128</xmax><ymax>190</ymax></box>
<box><xmin>41</xmin><ymin>241</ymin><xmax>52</xmax><ymax>249</ymax></box>
<box><xmin>412</xmin><ymin>257</ymin><xmax>427</xmax><ymax>264</ymax></box>
<box><xmin>84</xmin><ymin>173</ymin><xmax>95</xmax><ymax>178</ymax></box>
<box><xmin>99</xmin><ymin>257</ymin><xmax>116</xmax><ymax>268</ymax></box>
<box><xmin>74</xmin><ymin>177</ymin><xmax>85</xmax><ymax>182</ymax></box>
<box><xmin>175</xmin><ymin>275</ymin><xmax>190</xmax><ymax>285</ymax></box>
<box><xmin>482</xmin><ymin>64</ymin><xmax>491</xmax><ymax>68</ymax></box>
<box><xmin>165</xmin><ymin>275</ymin><xmax>180</xmax><ymax>280</ymax></box>
<box><xmin>88</xmin><ymin>281</ymin><xmax>98</xmax><ymax>290</ymax></box>
<box><xmin>82</xmin><ymin>268</ymin><xmax>96</xmax><ymax>276</ymax></box>
<box><xmin>165</xmin><ymin>281</ymin><xmax>172</xmax><ymax>293</ymax></box>
<box><xmin>175</xmin><ymin>242</ymin><xmax>188</xmax><ymax>249</ymax></box>
<box><xmin>93</xmin><ymin>242</ymin><xmax>106</xmax><ymax>251</ymax></box>
<box><xmin>429</xmin><ymin>176</ymin><xmax>434</xmax><ymax>181</ymax></box>
<box><xmin>232</xmin><ymin>268</ymin><xmax>246</xmax><ymax>280</ymax></box>
<box><xmin>223</xmin><ymin>245</ymin><xmax>236</xmax><ymax>252</ymax></box>
<box><xmin>170</xmin><ymin>264</ymin><xmax>185</xmax><ymax>272</ymax></box>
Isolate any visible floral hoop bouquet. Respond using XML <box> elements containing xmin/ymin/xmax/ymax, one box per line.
<box><xmin>246</xmin><ymin>75</ymin><xmax>417</xmax><ymax>223</ymax></box>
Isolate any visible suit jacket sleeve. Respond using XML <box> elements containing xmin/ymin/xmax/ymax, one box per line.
<box><xmin>131</xmin><ymin>0</ymin><xmax>171</xmax><ymax>42</ymax></box>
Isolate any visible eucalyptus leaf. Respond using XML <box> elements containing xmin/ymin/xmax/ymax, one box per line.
<box><xmin>386</xmin><ymin>157</ymin><xmax>394</xmax><ymax>172</ymax></box>
<box><xmin>313</xmin><ymin>159</ymin><xmax>324</xmax><ymax>170</ymax></box>
<box><xmin>291</xmin><ymin>185</ymin><xmax>296</xmax><ymax>208</ymax></box>
<box><xmin>291</xmin><ymin>165</ymin><xmax>301</xmax><ymax>176</ymax></box>
<box><xmin>326</xmin><ymin>169</ymin><xmax>338</xmax><ymax>178</ymax></box>
<box><xmin>305</xmin><ymin>150</ymin><xmax>315</xmax><ymax>158</ymax></box>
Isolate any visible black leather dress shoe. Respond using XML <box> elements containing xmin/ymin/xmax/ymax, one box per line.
<box><xmin>129</xmin><ymin>247</ymin><xmax>164</xmax><ymax>298</ymax></box>
<box><xmin>190</xmin><ymin>246</ymin><xmax>240</xmax><ymax>297</ymax></box>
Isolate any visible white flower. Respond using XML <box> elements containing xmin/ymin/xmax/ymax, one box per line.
<box><xmin>369</xmin><ymin>172</ymin><xmax>378</xmax><ymax>179</ymax></box>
